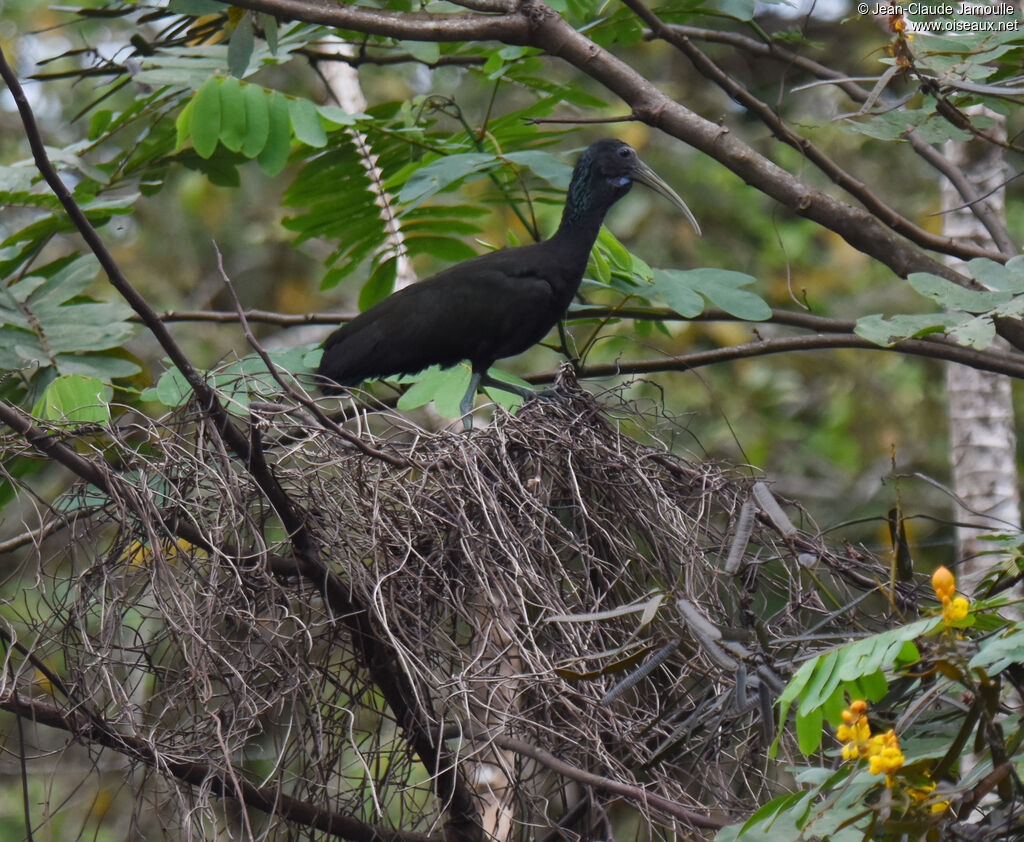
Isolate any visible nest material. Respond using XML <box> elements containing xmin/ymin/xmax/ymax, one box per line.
<box><xmin>5</xmin><ymin>368</ymin><xmax>913</xmax><ymax>840</ymax></box>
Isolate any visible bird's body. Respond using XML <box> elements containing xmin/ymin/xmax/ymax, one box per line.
<box><xmin>317</xmin><ymin>139</ymin><xmax>698</xmax><ymax>416</ymax></box>
<box><xmin>319</xmin><ymin>231</ymin><xmax>593</xmax><ymax>390</ymax></box>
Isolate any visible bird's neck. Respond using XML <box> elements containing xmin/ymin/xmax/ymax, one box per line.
<box><xmin>549</xmin><ymin>199</ymin><xmax>611</xmax><ymax>274</ymax></box>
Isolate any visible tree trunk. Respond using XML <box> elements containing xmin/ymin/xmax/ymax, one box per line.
<box><xmin>941</xmin><ymin>107</ymin><xmax>1021</xmax><ymax>594</ymax></box>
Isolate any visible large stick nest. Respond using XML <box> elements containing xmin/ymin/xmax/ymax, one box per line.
<box><xmin>7</xmin><ymin>367</ymin><xmax>916</xmax><ymax>840</ymax></box>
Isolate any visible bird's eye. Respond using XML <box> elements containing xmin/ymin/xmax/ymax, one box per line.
<box><xmin>618</xmin><ymin>146</ymin><xmax>634</xmax><ymax>159</ymax></box>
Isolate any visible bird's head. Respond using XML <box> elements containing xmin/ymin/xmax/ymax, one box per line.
<box><xmin>569</xmin><ymin>139</ymin><xmax>701</xmax><ymax>235</ymax></box>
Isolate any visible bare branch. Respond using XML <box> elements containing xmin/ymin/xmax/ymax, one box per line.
<box><xmin>483</xmin><ymin>733</ymin><xmax>726</xmax><ymax>829</ymax></box>
<box><xmin>0</xmin><ymin>691</ymin><xmax>441</xmax><ymax>842</ymax></box>
<box><xmin>522</xmin><ymin>332</ymin><xmax>1024</xmax><ymax>384</ymax></box>
<box><xmin>624</xmin><ymin>0</ymin><xmax>1003</xmax><ymax>263</ymax></box>
<box><xmin>659</xmin><ymin>24</ymin><xmax>1016</xmax><ymax>255</ymax></box>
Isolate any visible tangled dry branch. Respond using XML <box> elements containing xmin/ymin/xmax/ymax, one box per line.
<box><xmin>0</xmin><ymin>369</ymin><xmax>920</xmax><ymax>840</ymax></box>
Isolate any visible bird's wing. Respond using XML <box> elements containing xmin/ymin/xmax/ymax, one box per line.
<box><xmin>318</xmin><ymin>252</ymin><xmax>563</xmax><ymax>386</ymax></box>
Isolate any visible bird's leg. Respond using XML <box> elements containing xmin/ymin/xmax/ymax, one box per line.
<box><xmin>460</xmin><ymin>370</ymin><xmax>482</xmax><ymax>430</ymax></box>
<box><xmin>478</xmin><ymin>373</ymin><xmax>555</xmax><ymax>401</ymax></box>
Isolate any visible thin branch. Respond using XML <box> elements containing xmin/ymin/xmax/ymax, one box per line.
<box><xmin>298</xmin><ymin>47</ymin><xmax>486</xmax><ymax>67</ymax></box>
<box><xmin>0</xmin><ymin>515</ymin><xmax>78</xmax><ymax>554</ymax></box>
<box><xmin>525</xmin><ymin>113</ymin><xmax>639</xmax><ymax>125</ymax></box>
<box><xmin>660</xmin><ymin>24</ymin><xmax>1016</xmax><ymax>256</ymax></box>
<box><xmin>214</xmin><ymin>0</ymin><xmax>528</xmax><ymax>41</ymax></box>
<box><xmin>484</xmin><ymin>733</ymin><xmax>726</xmax><ymax>829</ymax></box>
<box><xmin>0</xmin><ymin>691</ymin><xmax>440</xmax><ymax>842</ymax></box>
<box><xmin>0</xmin><ymin>48</ymin><xmax>480</xmax><ymax>835</ymax></box>
<box><xmin>137</xmin><ymin>304</ymin><xmax>855</xmax><ymax>331</ymax></box>
<box><xmin>624</xmin><ymin>0</ymin><xmax>1003</xmax><ymax>263</ymax></box>
<box><xmin>521</xmin><ymin>332</ymin><xmax>1024</xmax><ymax>385</ymax></box>
<box><xmin>141</xmin><ymin>304</ymin><xmax>1024</xmax><ymax>378</ymax></box>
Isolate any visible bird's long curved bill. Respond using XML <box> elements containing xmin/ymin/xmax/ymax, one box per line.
<box><xmin>632</xmin><ymin>160</ymin><xmax>701</xmax><ymax>236</ymax></box>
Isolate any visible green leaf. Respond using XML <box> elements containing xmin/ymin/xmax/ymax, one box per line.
<box><xmin>287</xmin><ymin>97</ymin><xmax>327</xmax><ymax>148</ymax></box>
<box><xmin>969</xmin><ymin>621</ymin><xmax>1024</xmax><ymax>675</ymax></box>
<box><xmin>316</xmin><ymin>105</ymin><xmax>358</xmax><ymax>126</ymax></box>
<box><xmin>0</xmin><ymin>254</ymin><xmax>137</xmax><ymax>379</ymax></box>
<box><xmin>396</xmin><ymin>364</ymin><xmax>472</xmax><ymax>417</ymax></box>
<box><xmin>503</xmin><ymin>149</ymin><xmax>573</xmax><ymax>188</ymax></box>
<box><xmin>482</xmin><ymin>368</ymin><xmax>528</xmax><ymax>411</ymax></box>
<box><xmin>240</xmin><ymin>83</ymin><xmax>270</xmax><ymax>158</ymax></box>
<box><xmin>397</xmin><ymin>39</ymin><xmax>439</xmax><ymax>64</ymax></box>
<box><xmin>798</xmin><ymin>648</ymin><xmax>841</xmax><ymax>717</ymax></box>
<box><xmin>948</xmin><ymin>315</ymin><xmax>996</xmax><ymax>349</ymax></box>
<box><xmin>857</xmin><ymin>668</ymin><xmax>888</xmax><ymax>702</ymax></box>
<box><xmin>191</xmin><ymin>76</ymin><xmax>222</xmax><ymax>159</ymax></box>
<box><xmin>218</xmin><ymin>76</ymin><xmax>247</xmax><ymax>152</ymax></box>
<box><xmin>358</xmin><ymin>258</ymin><xmax>397</xmax><ymax>309</ymax></box>
<box><xmin>175</xmin><ymin>98</ymin><xmax>195</xmax><ymax>151</ymax></box>
<box><xmin>969</xmin><ymin>257</ymin><xmax>1024</xmax><ymax>293</ymax></box>
<box><xmin>261</xmin><ymin>12</ymin><xmax>278</xmax><ymax>54</ymax></box>
<box><xmin>228</xmin><ymin>12</ymin><xmax>254</xmax><ymax>78</ymax></box>
<box><xmin>732</xmin><ymin>791</ymin><xmax>810</xmax><ymax>839</ymax></box>
<box><xmin>32</xmin><ymin>374</ymin><xmax>112</xmax><ymax>423</ymax></box>
<box><xmin>257</xmin><ymin>91</ymin><xmax>292</xmax><ymax>175</ymax></box>
<box><xmin>854</xmin><ymin>313</ymin><xmax>958</xmax><ymax>346</ymax></box>
<box><xmin>795</xmin><ymin>706</ymin><xmax>824</xmax><ymax>754</ymax></box>
<box><xmin>168</xmin><ymin>0</ymin><xmax>222</xmax><ymax>11</ymax></box>
<box><xmin>397</xmin><ymin>153</ymin><xmax>496</xmax><ymax>210</ymax></box>
<box><xmin>406</xmin><ymin>236</ymin><xmax>478</xmax><ymax>263</ymax></box>
<box><xmin>653</xmin><ymin>268</ymin><xmax>770</xmax><ymax>320</ymax></box>
<box><xmin>149</xmin><ymin>366</ymin><xmax>193</xmax><ymax>407</ymax></box>
<box><xmin>908</xmin><ymin>272</ymin><xmax>1009</xmax><ymax>312</ymax></box>
<box><xmin>705</xmin><ymin>0</ymin><xmax>756</xmax><ymax>20</ymax></box>
<box><xmin>55</xmin><ymin>354</ymin><xmax>140</xmax><ymax>379</ymax></box>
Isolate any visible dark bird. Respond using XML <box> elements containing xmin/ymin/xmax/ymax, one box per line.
<box><xmin>317</xmin><ymin>139</ymin><xmax>699</xmax><ymax>424</ymax></box>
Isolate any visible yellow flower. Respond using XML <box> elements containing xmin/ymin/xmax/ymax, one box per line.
<box><xmin>836</xmin><ymin>700</ymin><xmax>872</xmax><ymax>759</ymax></box>
<box><xmin>907</xmin><ymin>779</ymin><xmax>950</xmax><ymax>813</ymax></box>
<box><xmin>867</xmin><ymin>729</ymin><xmax>904</xmax><ymax>775</ymax></box>
<box><xmin>931</xmin><ymin>566</ymin><xmax>955</xmax><ymax>602</ymax></box>
<box><xmin>944</xmin><ymin>595</ymin><xmax>969</xmax><ymax>624</ymax></box>
<box><xmin>932</xmin><ymin>566</ymin><xmax>970</xmax><ymax>625</ymax></box>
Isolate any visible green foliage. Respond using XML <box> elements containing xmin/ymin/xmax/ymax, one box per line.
<box><xmin>856</xmin><ymin>257</ymin><xmax>1024</xmax><ymax>348</ymax></box>
<box><xmin>739</xmin><ymin>576</ymin><xmax>1023</xmax><ymax>842</ymax></box>
<box><xmin>175</xmin><ymin>77</ymin><xmax>334</xmax><ymax>173</ymax></box>
<box><xmin>393</xmin><ymin>365</ymin><xmax>527</xmax><ymax>415</ymax></box>
<box><xmin>0</xmin><ymin>254</ymin><xmax>139</xmax><ymax>385</ymax></box>
<box><xmin>141</xmin><ymin>348</ymin><xmax>318</xmax><ymax>410</ymax></box>
<box><xmin>652</xmin><ymin>267</ymin><xmax>771</xmax><ymax>320</ymax></box>
<box><xmin>32</xmin><ymin>375</ymin><xmax>113</xmax><ymax>423</ymax></box>
<box><xmin>772</xmin><ymin>617</ymin><xmax>935</xmax><ymax>756</ymax></box>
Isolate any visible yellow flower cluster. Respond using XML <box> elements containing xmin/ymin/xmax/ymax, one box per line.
<box><xmin>867</xmin><ymin>729</ymin><xmax>904</xmax><ymax>776</ymax></box>
<box><xmin>836</xmin><ymin>699</ymin><xmax>871</xmax><ymax>760</ymax></box>
<box><xmin>836</xmin><ymin>700</ymin><xmax>904</xmax><ymax>778</ymax></box>
<box><xmin>908</xmin><ymin>780</ymin><xmax>949</xmax><ymax>814</ymax></box>
<box><xmin>931</xmin><ymin>566</ymin><xmax>969</xmax><ymax>625</ymax></box>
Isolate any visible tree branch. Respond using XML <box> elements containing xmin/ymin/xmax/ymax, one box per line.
<box><xmin>660</xmin><ymin>24</ymin><xmax>1017</xmax><ymax>256</ymax></box>
<box><xmin>0</xmin><ymin>46</ymin><xmax>480</xmax><ymax>838</ymax></box>
<box><xmin>0</xmin><ymin>691</ymin><xmax>440</xmax><ymax>842</ymax></box>
<box><xmin>223</xmin><ymin>0</ymin><xmax>1016</xmax><ymax>302</ymax></box>
<box><xmin>138</xmin><ymin>304</ymin><xmax>1024</xmax><ymax>379</ymax></box>
<box><xmin>624</xmin><ymin>0</ymin><xmax>1002</xmax><ymax>263</ymax></box>
<box><xmin>484</xmin><ymin>733</ymin><xmax>725</xmax><ymax>829</ymax></box>
<box><xmin>136</xmin><ymin>304</ymin><xmax>855</xmax><ymax>331</ymax></box>
<box><xmin>522</xmin><ymin>332</ymin><xmax>1024</xmax><ymax>384</ymax></box>
<box><xmin>215</xmin><ymin>0</ymin><xmax>527</xmax><ymax>41</ymax></box>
